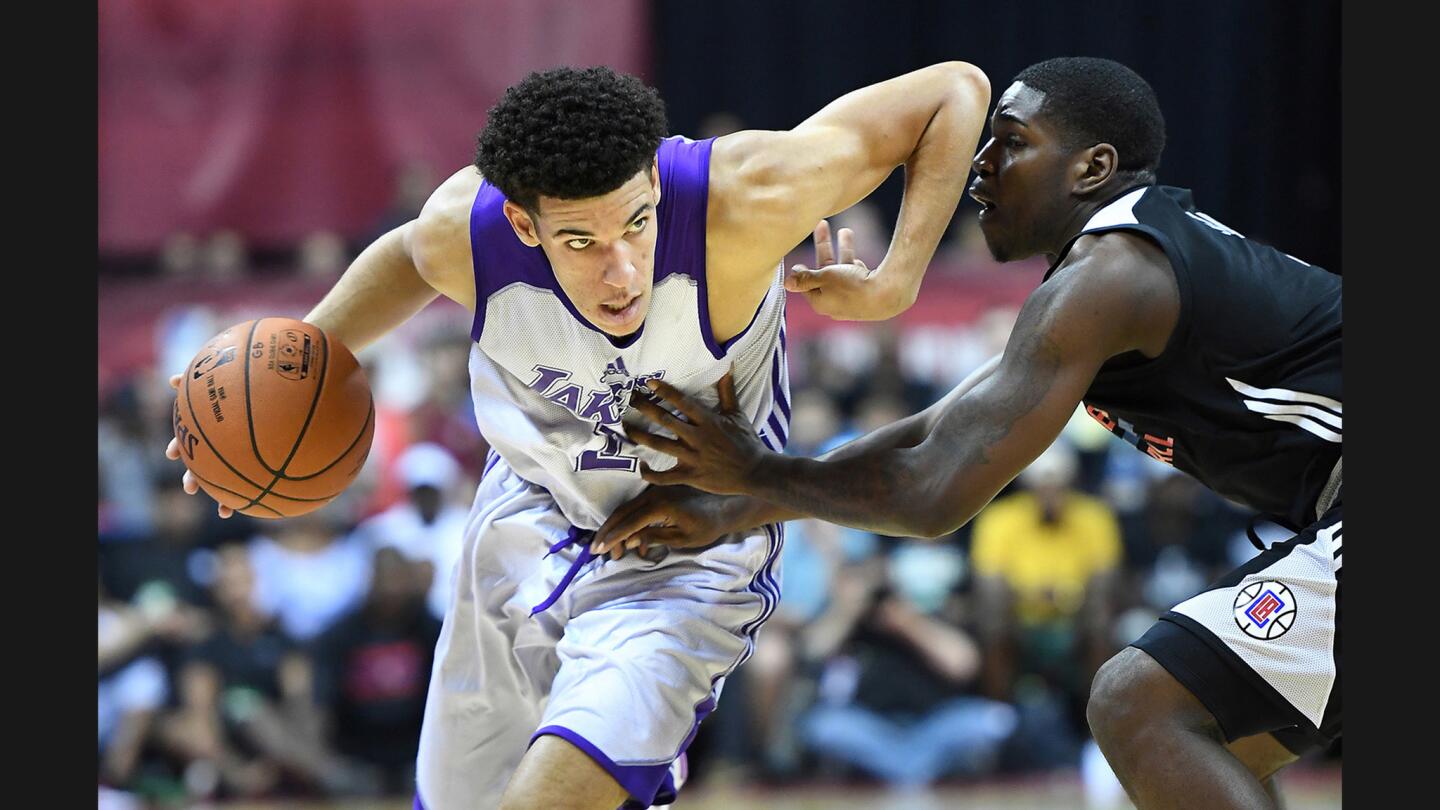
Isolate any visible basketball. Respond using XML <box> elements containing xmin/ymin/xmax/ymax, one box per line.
<box><xmin>171</xmin><ymin>318</ymin><xmax>374</xmax><ymax>518</ymax></box>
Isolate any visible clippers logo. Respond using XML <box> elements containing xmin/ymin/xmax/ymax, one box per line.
<box><xmin>1233</xmin><ymin>580</ymin><xmax>1298</xmax><ymax>640</ymax></box>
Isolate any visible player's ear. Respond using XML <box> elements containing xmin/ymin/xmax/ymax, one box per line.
<box><xmin>649</xmin><ymin>156</ymin><xmax>661</xmax><ymax>206</ymax></box>
<box><xmin>502</xmin><ymin>200</ymin><xmax>542</xmax><ymax>247</ymax></box>
<box><xmin>1073</xmin><ymin>143</ymin><xmax>1119</xmax><ymax>196</ymax></box>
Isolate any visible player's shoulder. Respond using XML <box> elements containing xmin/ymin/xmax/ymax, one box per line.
<box><xmin>404</xmin><ymin>167</ymin><xmax>484</xmax><ymax>309</ymax></box>
<box><xmin>412</xmin><ymin>167</ymin><xmax>484</xmax><ymax>252</ymax></box>
<box><xmin>1058</xmin><ymin>229</ymin><xmax>1173</xmax><ymax>290</ymax></box>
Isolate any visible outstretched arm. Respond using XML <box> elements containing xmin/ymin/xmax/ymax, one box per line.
<box><xmin>707</xmin><ymin>61</ymin><xmax>991</xmax><ymax>321</ymax></box>
<box><xmin>590</xmin><ymin>353</ymin><xmax>1001</xmax><ymax>556</ymax></box>
<box><xmin>622</xmin><ymin>233</ymin><xmax>1179</xmax><ymax>539</ymax></box>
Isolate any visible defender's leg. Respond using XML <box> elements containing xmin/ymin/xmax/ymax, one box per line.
<box><xmin>1088</xmin><ymin>647</ymin><xmax>1277</xmax><ymax>809</ymax></box>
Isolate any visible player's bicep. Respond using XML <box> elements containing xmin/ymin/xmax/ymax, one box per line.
<box><xmin>711</xmin><ymin>126</ymin><xmax>883</xmax><ymax>251</ymax></box>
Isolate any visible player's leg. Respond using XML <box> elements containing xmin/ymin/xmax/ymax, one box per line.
<box><xmin>498</xmin><ymin>735</ymin><xmax>630</xmax><ymax>810</ymax></box>
<box><xmin>1226</xmin><ymin>731</ymin><xmax>1299</xmax><ymax>782</ymax></box>
<box><xmin>1088</xmin><ymin>508</ymin><xmax>1340</xmax><ymax>810</ymax></box>
<box><xmin>1088</xmin><ymin>646</ymin><xmax>1279</xmax><ymax>808</ymax></box>
<box><xmin>512</xmin><ymin>523</ymin><xmax>784</xmax><ymax>808</ymax></box>
<box><xmin>413</xmin><ymin>461</ymin><xmax>573</xmax><ymax>810</ymax></box>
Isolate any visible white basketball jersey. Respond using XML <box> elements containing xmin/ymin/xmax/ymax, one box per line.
<box><xmin>464</xmin><ymin>136</ymin><xmax>790</xmax><ymax>529</ymax></box>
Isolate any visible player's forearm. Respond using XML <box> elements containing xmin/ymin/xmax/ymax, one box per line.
<box><xmin>729</xmin><ymin>355</ymin><xmax>1002</xmax><ymax>536</ymax></box>
<box><xmin>304</xmin><ymin>223</ymin><xmax>440</xmax><ymax>353</ymax></box>
<box><xmin>876</xmin><ymin>62</ymin><xmax>991</xmax><ymax>314</ymax></box>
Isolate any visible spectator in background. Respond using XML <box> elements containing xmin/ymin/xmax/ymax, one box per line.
<box><xmin>99</xmin><ymin>577</ymin><xmax>205</xmax><ymax>790</ymax></box>
<box><xmin>970</xmin><ymin>440</ymin><xmax>1122</xmax><ymax>768</ymax></box>
<box><xmin>157</xmin><ymin>544</ymin><xmax>373</xmax><ymax>799</ymax></box>
<box><xmin>297</xmin><ymin>231</ymin><xmax>350</xmax><ymax>281</ymax></box>
<box><xmin>98</xmin><ymin>376</ymin><xmax>175</xmax><ymax>541</ymax></box>
<box><xmin>364</xmin><ymin>160</ymin><xmax>437</xmax><ymax>247</ymax></box>
<box><xmin>408</xmin><ymin>332</ymin><xmax>489</xmax><ymax>477</ymax></box>
<box><xmin>199</xmin><ymin>230</ymin><xmax>249</xmax><ymax>281</ymax></box>
<box><xmin>798</xmin><ymin>545</ymin><xmax>1017</xmax><ymax>787</ymax></box>
<box><xmin>157</xmin><ymin>232</ymin><xmax>201</xmax><ymax>277</ymax></box>
<box><xmin>314</xmin><ymin>548</ymin><xmax>443</xmax><ymax>794</ymax></box>
<box><xmin>248</xmin><ymin>511</ymin><xmax>372</xmax><ymax>644</ymax></box>
<box><xmin>354</xmin><ymin>442</ymin><xmax>469</xmax><ymax>621</ymax></box>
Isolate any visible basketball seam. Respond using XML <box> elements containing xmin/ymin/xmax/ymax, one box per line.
<box><xmin>238</xmin><ymin>326</ymin><xmax>331</xmax><ymax>512</ymax></box>
<box><xmin>181</xmin><ymin>325</ymin><xmax>270</xmax><ymax>493</ymax></box>
<box><xmin>188</xmin><ymin>469</ymin><xmax>284</xmax><ymax>517</ymax></box>
<box><xmin>277</xmin><ymin>400</ymin><xmax>374</xmax><ymax>481</ymax></box>
<box><xmin>243</xmin><ymin>319</ymin><xmax>282</xmax><ymax>476</ymax></box>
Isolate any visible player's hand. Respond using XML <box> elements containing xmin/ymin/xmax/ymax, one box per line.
<box><xmin>784</xmin><ymin>220</ymin><xmax>910</xmax><ymax>321</ymax></box>
<box><xmin>165</xmin><ymin>373</ymin><xmax>235</xmax><ymax>519</ymax></box>
<box><xmin>589</xmin><ymin>484</ymin><xmax>750</xmax><ymax>560</ymax></box>
<box><xmin>624</xmin><ymin>372</ymin><xmax>772</xmax><ymax>497</ymax></box>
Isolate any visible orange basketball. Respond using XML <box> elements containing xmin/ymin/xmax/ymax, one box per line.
<box><xmin>171</xmin><ymin>318</ymin><xmax>374</xmax><ymax>518</ymax></box>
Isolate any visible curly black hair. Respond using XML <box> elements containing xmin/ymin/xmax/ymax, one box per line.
<box><xmin>474</xmin><ymin>66</ymin><xmax>669</xmax><ymax>213</ymax></box>
<box><xmin>1014</xmin><ymin>57</ymin><xmax>1166</xmax><ymax>181</ymax></box>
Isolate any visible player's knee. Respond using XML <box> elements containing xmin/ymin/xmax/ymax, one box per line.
<box><xmin>1088</xmin><ymin>647</ymin><xmax>1216</xmax><ymax>748</ymax></box>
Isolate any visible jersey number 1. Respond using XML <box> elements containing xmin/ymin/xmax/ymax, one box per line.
<box><xmin>577</xmin><ymin>424</ymin><xmax>638</xmax><ymax>472</ymax></box>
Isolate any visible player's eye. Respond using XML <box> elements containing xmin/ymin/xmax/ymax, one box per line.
<box><xmin>626</xmin><ymin>217</ymin><xmax>649</xmax><ymax>234</ymax></box>
<box><xmin>566</xmin><ymin>238</ymin><xmax>593</xmax><ymax>251</ymax></box>
<box><xmin>1006</xmin><ymin>135</ymin><xmax>1025</xmax><ymax>149</ymax></box>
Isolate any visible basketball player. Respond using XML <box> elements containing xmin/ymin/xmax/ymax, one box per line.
<box><xmin>599</xmin><ymin>57</ymin><xmax>1339</xmax><ymax>809</ymax></box>
<box><xmin>166</xmin><ymin>63</ymin><xmax>992</xmax><ymax>809</ymax></box>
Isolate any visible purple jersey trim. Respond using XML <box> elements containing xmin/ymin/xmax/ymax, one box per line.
<box><xmin>413</xmin><ymin>794</ymin><xmax>426</xmax><ymax>810</ymax></box>
<box><xmin>468</xmin><ymin>136</ymin><xmax>715</xmax><ymax>349</ymax></box>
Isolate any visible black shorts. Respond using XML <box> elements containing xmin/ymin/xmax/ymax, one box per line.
<box><xmin>1131</xmin><ymin>505</ymin><xmax>1341</xmax><ymax>751</ymax></box>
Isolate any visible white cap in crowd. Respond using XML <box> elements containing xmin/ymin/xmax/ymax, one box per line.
<box><xmin>396</xmin><ymin>442</ymin><xmax>461</xmax><ymax>491</ymax></box>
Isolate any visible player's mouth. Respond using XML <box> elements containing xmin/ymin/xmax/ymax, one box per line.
<box><xmin>969</xmin><ymin>184</ymin><xmax>997</xmax><ymax>219</ymax></box>
<box><xmin>596</xmin><ymin>293</ymin><xmax>644</xmax><ymax>328</ymax></box>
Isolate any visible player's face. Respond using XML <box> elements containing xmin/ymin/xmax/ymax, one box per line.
<box><xmin>507</xmin><ymin>162</ymin><xmax>662</xmax><ymax>337</ymax></box>
<box><xmin>968</xmin><ymin>82</ymin><xmax>1077</xmax><ymax>262</ymax></box>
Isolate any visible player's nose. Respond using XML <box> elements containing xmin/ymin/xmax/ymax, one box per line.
<box><xmin>972</xmin><ymin>140</ymin><xmax>996</xmax><ymax>175</ymax></box>
<box><xmin>601</xmin><ymin>243</ymin><xmax>638</xmax><ymax>288</ymax></box>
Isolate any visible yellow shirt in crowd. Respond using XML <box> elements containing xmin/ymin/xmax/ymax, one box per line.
<box><xmin>971</xmin><ymin>492</ymin><xmax>1122</xmax><ymax>625</ymax></box>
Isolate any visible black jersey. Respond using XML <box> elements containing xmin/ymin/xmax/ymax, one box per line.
<box><xmin>1044</xmin><ymin>185</ymin><xmax>1341</xmax><ymax>529</ymax></box>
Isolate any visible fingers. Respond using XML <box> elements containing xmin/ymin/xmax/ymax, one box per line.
<box><xmin>644</xmin><ymin>378</ymin><xmax>705</xmax><ymax>423</ymax></box>
<box><xmin>628</xmin><ymin>393</ymin><xmax>691</xmax><ymax>436</ymax></box>
<box><xmin>166</xmin><ymin>437</ymin><xmax>180</xmax><ymax>460</ymax></box>
<box><xmin>813</xmin><ymin>220</ymin><xmax>834</xmax><ymax>267</ymax></box>
<box><xmin>593</xmin><ymin>498</ymin><xmax>663</xmax><ymax>555</ymax></box>
<box><xmin>218</xmin><ymin>504</ymin><xmax>234</xmax><ymax>519</ymax></box>
<box><xmin>837</xmin><ymin>227</ymin><xmax>855</xmax><ymax>265</ymax></box>
<box><xmin>625</xmin><ymin>425</ymin><xmax>689</xmax><ymax>459</ymax></box>
<box><xmin>715</xmin><ymin>370</ymin><xmax>739</xmax><ymax>415</ymax></box>
<box><xmin>168</xmin><ymin>373</ymin><xmax>182</xmax><ymax>390</ymax></box>
<box><xmin>639</xmin><ymin>461</ymin><xmax>692</xmax><ymax>487</ymax></box>
<box><xmin>182</xmin><ymin>469</ymin><xmax>199</xmax><ymax>495</ymax></box>
<box><xmin>785</xmin><ymin>265</ymin><xmax>824</xmax><ymax>293</ymax></box>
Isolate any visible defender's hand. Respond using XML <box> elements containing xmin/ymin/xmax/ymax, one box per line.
<box><xmin>625</xmin><ymin>372</ymin><xmax>771</xmax><ymax>496</ymax></box>
<box><xmin>165</xmin><ymin>374</ymin><xmax>234</xmax><ymax>519</ymax></box>
<box><xmin>784</xmin><ymin>220</ymin><xmax>909</xmax><ymax>321</ymax></box>
<box><xmin>590</xmin><ymin>484</ymin><xmax>749</xmax><ymax>560</ymax></box>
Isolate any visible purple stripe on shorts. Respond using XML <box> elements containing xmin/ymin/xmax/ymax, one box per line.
<box><xmin>532</xmin><ymin>725</ymin><xmax>678</xmax><ymax>807</ymax></box>
<box><xmin>413</xmin><ymin>794</ymin><xmax>426</xmax><ymax>810</ymax></box>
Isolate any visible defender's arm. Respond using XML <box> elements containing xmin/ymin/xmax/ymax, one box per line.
<box><xmin>628</xmin><ymin>233</ymin><xmax>1178</xmax><ymax>538</ymax></box>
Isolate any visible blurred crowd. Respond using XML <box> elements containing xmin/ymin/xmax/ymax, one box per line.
<box><xmin>99</xmin><ymin>189</ymin><xmax>1335</xmax><ymax>806</ymax></box>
